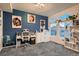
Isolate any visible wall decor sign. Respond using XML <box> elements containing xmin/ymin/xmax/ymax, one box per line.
<box><xmin>27</xmin><ymin>14</ymin><xmax>36</xmax><ymax>23</ymax></box>
<box><xmin>12</xmin><ymin>15</ymin><xmax>22</xmax><ymax>28</ymax></box>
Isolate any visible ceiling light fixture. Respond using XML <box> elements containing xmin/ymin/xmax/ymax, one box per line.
<box><xmin>34</xmin><ymin>3</ymin><xmax>45</xmax><ymax>8</ymax></box>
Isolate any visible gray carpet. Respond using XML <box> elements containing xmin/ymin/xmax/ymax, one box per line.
<box><xmin>0</xmin><ymin>41</ymin><xmax>79</xmax><ymax>56</ymax></box>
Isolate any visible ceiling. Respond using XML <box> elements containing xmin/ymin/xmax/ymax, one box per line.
<box><xmin>0</xmin><ymin>3</ymin><xmax>12</xmax><ymax>12</ymax></box>
<box><xmin>0</xmin><ymin>3</ymin><xmax>79</xmax><ymax>16</ymax></box>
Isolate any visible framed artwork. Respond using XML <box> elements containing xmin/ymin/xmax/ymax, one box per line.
<box><xmin>12</xmin><ymin>15</ymin><xmax>22</xmax><ymax>28</ymax></box>
<box><xmin>27</xmin><ymin>14</ymin><xmax>36</xmax><ymax>23</ymax></box>
<box><xmin>40</xmin><ymin>20</ymin><xmax>45</xmax><ymax>32</ymax></box>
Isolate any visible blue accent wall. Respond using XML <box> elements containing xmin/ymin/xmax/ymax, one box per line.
<box><xmin>3</xmin><ymin>9</ymin><xmax>48</xmax><ymax>46</ymax></box>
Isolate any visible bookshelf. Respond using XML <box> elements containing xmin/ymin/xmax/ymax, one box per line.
<box><xmin>64</xmin><ymin>26</ymin><xmax>79</xmax><ymax>52</ymax></box>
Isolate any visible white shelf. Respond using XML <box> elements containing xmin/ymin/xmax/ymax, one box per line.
<box><xmin>64</xmin><ymin>27</ymin><xmax>79</xmax><ymax>52</ymax></box>
<box><xmin>31</xmin><ymin>35</ymin><xmax>36</xmax><ymax>37</ymax></box>
<box><xmin>64</xmin><ymin>46</ymin><xmax>79</xmax><ymax>52</ymax></box>
<box><xmin>67</xmin><ymin>42</ymin><xmax>75</xmax><ymax>44</ymax></box>
<box><xmin>22</xmin><ymin>36</ymin><xmax>30</xmax><ymax>37</ymax></box>
<box><xmin>76</xmin><ymin>41</ymin><xmax>79</xmax><ymax>42</ymax></box>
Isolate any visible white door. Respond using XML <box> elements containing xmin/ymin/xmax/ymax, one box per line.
<box><xmin>0</xmin><ymin>10</ymin><xmax>3</xmax><ymax>51</ymax></box>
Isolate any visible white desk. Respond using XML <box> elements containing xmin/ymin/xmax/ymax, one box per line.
<box><xmin>36</xmin><ymin>30</ymin><xmax>50</xmax><ymax>43</ymax></box>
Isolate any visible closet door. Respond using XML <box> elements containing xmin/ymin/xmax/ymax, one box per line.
<box><xmin>0</xmin><ymin>10</ymin><xmax>3</xmax><ymax>51</ymax></box>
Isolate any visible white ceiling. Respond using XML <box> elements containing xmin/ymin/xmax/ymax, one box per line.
<box><xmin>0</xmin><ymin>3</ymin><xmax>12</xmax><ymax>12</ymax></box>
<box><xmin>12</xmin><ymin>3</ymin><xmax>79</xmax><ymax>16</ymax></box>
<box><xmin>0</xmin><ymin>3</ymin><xmax>79</xmax><ymax>16</ymax></box>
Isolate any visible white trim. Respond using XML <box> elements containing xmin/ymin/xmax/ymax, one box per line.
<box><xmin>2</xmin><ymin>45</ymin><xmax>16</xmax><ymax>49</ymax></box>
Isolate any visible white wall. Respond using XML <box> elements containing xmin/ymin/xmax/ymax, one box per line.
<box><xmin>50</xmin><ymin>4</ymin><xmax>79</xmax><ymax>19</ymax></box>
<box><xmin>49</xmin><ymin>4</ymin><xmax>79</xmax><ymax>45</ymax></box>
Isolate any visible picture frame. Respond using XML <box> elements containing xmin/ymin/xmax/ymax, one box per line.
<box><xmin>12</xmin><ymin>15</ymin><xmax>22</xmax><ymax>28</ymax></box>
<box><xmin>40</xmin><ymin>20</ymin><xmax>45</xmax><ymax>32</ymax></box>
<box><xmin>27</xmin><ymin>14</ymin><xmax>36</xmax><ymax>23</ymax></box>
